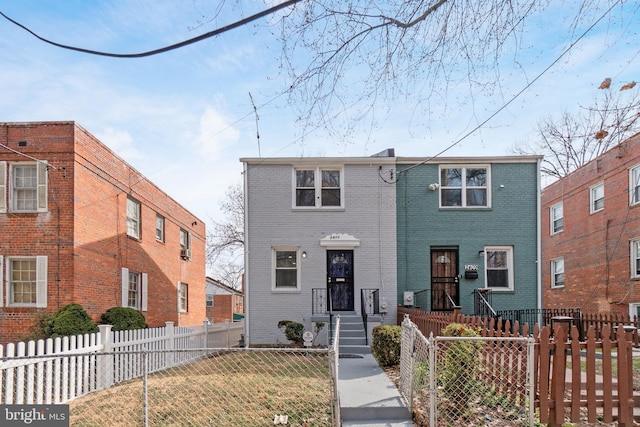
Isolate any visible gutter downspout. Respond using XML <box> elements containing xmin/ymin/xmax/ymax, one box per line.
<box><xmin>536</xmin><ymin>158</ymin><xmax>543</xmax><ymax>323</ymax></box>
<box><xmin>242</xmin><ymin>162</ymin><xmax>250</xmax><ymax>348</ymax></box>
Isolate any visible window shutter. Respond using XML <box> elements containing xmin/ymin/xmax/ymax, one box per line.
<box><xmin>0</xmin><ymin>161</ymin><xmax>6</xmax><ymax>213</ymax></box>
<box><xmin>0</xmin><ymin>255</ymin><xmax>3</xmax><ymax>307</ymax></box>
<box><xmin>177</xmin><ymin>282</ymin><xmax>181</xmax><ymax>312</ymax></box>
<box><xmin>36</xmin><ymin>256</ymin><xmax>47</xmax><ymax>308</ymax></box>
<box><xmin>121</xmin><ymin>267</ymin><xmax>129</xmax><ymax>307</ymax></box>
<box><xmin>37</xmin><ymin>161</ymin><xmax>48</xmax><ymax>212</ymax></box>
<box><xmin>141</xmin><ymin>273</ymin><xmax>148</xmax><ymax>312</ymax></box>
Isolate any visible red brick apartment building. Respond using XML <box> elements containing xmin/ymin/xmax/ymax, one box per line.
<box><xmin>542</xmin><ymin>133</ymin><xmax>640</xmax><ymax>316</ymax></box>
<box><xmin>0</xmin><ymin>122</ymin><xmax>206</xmax><ymax>343</ymax></box>
<box><xmin>205</xmin><ymin>277</ymin><xmax>244</xmax><ymax>324</ymax></box>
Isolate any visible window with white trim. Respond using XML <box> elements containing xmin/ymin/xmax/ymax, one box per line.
<box><xmin>206</xmin><ymin>293</ymin><xmax>213</xmax><ymax>307</ymax></box>
<box><xmin>632</xmin><ymin>239</ymin><xmax>640</xmax><ymax>279</ymax></box>
<box><xmin>550</xmin><ymin>202</ymin><xmax>563</xmax><ymax>234</ymax></box>
<box><xmin>590</xmin><ymin>182</ymin><xmax>604</xmax><ymax>213</ymax></box>
<box><xmin>631</xmin><ymin>164</ymin><xmax>640</xmax><ymax>206</ymax></box>
<box><xmin>484</xmin><ymin>247</ymin><xmax>514</xmax><ymax>291</ymax></box>
<box><xmin>156</xmin><ymin>214</ymin><xmax>165</xmax><ymax>242</ymax></box>
<box><xmin>0</xmin><ymin>161</ymin><xmax>48</xmax><ymax>213</ymax></box>
<box><xmin>294</xmin><ymin>167</ymin><xmax>342</xmax><ymax>208</ymax></box>
<box><xmin>551</xmin><ymin>258</ymin><xmax>565</xmax><ymax>288</ymax></box>
<box><xmin>180</xmin><ymin>229</ymin><xmax>191</xmax><ymax>259</ymax></box>
<box><xmin>178</xmin><ymin>282</ymin><xmax>188</xmax><ymax>312</ymax></box>
<box><xmin>5</xmin><ymin>256</ymin><xmax>47</xmax><ymax>307</ymax></box>
<box><xmin>121</xmin><ymin>268</ymin><xmax>147</xmax><ymax>311</ymax></box>
<box><xmin>272</xmin><ymin>248</ymin><xmax>300</xmax><ymax>290</ymax></box>
<box><xmin>126</xmin><ymin>197</ymin><xmax>141</xmax><ymax>239</ymax></box>
<box><xmin>439</xmin><ymin>166</ymin><xmax>490</xmax><ymax>207</ymax></box>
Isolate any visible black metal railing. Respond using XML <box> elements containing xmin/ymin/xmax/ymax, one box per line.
<box><xmin>359</xmin><ymin>289</ymin><xmax>380</xmax><ymax>346</ymax></box>
<box><xmin>413</xmin><ymin>289</ymin><xmax>430</xmax><ymax>311</ymax></box>
<box><xmin>496</xmin><ymin>307</ymin><xmax>583</xmax><ymax>337</ymax></box>
<box><xmin>312</xmin><ymin>288</ymin><xmax>327</xmax><ymax>315</ymax></box>
<box><xmin>474</xmin><ymin>288</ymin><xmax>497</xmax><ymax>318</ymax></box>
<box><xmin>443</xmin><ymin>289</ymin><xmax>459</xmax><ymax>310</ymax></box>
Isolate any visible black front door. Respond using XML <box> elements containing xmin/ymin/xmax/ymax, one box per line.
<box><xmin>327</xmin><ymin>250</ymin><xmax>354</xmax><ymax>311</ymax></box>
<box><xmin>431</xmin><ymin>248</ymin><xmax>460</xmax><ymax>311</ymax></box>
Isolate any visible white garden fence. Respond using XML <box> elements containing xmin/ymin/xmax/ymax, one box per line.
<box><xmin>0</xmin><ymin>320</ymin><xmax>244</xmax><ymax>405</ymax></box>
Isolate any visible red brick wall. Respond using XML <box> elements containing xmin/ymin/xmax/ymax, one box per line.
<box><xmin>542</xmin><ymin>134</ymin><xmax>640</xmax><ymax>315</ymax></box>
<box><xmin>212</xmin><ymin>294</ymin><xmax>234</xmax><ymax>323</ymax></box>
<box><xmin>0</xmin><ymin>122</ymin><xmax>206</xmax><ymax>344</ymax></box>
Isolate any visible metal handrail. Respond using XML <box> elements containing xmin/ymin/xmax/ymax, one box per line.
<box><xmin>475</xmin><ymin>288</ymin><xmax>497</xmax><ymax>317</ymax></box>
<box><xmin>443</xmin><ymin>289</ymin><xmax>459</xmax><ymax>310</ymax></box>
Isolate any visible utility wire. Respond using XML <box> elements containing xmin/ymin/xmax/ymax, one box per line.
<box><xmin>0</xmin><ymin>0</ymin><xmax>302</xmax><ymax>58</ymax></box>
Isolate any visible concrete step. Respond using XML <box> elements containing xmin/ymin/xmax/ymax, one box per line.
<box><xmin>339</xmin><ymin>345</ymin><xmax>371</xmax><ymax>355</ymax></box>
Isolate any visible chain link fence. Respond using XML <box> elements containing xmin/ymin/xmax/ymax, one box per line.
<box><xmin>3</xmin><ymin>348</ymin><xmax>334</xmax><ymax>426</ymax></box>
<box><xmin>400</xmin><ymin>317</ymin><xmax>535</xmax><ymax>426</ymax></box>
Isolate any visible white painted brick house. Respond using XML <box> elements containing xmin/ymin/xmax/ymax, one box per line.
<box><xmin>241</xmin><ymin>151</ymin><xmax>397</xmax><ymax>346</ymax></box>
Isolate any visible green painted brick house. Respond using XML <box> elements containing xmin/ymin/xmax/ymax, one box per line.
<box><xmin>396</xmin><ymin>156</ymin><xmax>542</xmax><ymax>316</ymax></box>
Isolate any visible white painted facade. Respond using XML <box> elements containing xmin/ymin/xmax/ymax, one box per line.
<box><xmin>241</xmin><ymin>156</ymin><xmax>397</xmax><ymax>346</ymax></box>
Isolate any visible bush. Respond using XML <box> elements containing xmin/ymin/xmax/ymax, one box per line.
<box><xmin>100</xmin><ymin>307</ymin><xmax>147</xmax><ymax>331</ymax></box>
<box><xmin>371</xmin><ymin>325</ymin><xmax>401</xmax><ymax>367</ymax></box>
<box><xmin>278</xmin><ymin>320</ymin><xmax>305</xmax><ymax>345</ymax></box>
<box><xmin>44</xmin><ymin>304</ymin><xmax>98</xmax><ymax>337</ymax></box>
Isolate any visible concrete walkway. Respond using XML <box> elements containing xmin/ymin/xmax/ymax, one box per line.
<box><xmin>337</xmin><ymin>353</ymin><xmax>413</xmax><ymax>426</ymax></box>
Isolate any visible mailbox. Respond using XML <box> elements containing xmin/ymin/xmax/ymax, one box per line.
<box><xmin>464</xmin><ymin>264</ymin><xmax>479</xmax><ymax>280</ymax></box>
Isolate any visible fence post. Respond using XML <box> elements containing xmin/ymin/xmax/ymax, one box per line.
<box><xmin>202</xmin><ymin>320</ymin><xmax>209</xmax><ymax>349</ymax></box>
<box><xmin>429</xmin><ymin>332</ymin><xmax>436</xmax><ymax>427</ymax></box>
<box><xmin>165</xmin><ymin>322</ymin><xmax>175</xmax><ymax>367</ymax></box>
<box><xmin>97</xmin><ymin>325</ymin><xmax>113</xmax><ymax>391</ymax></box>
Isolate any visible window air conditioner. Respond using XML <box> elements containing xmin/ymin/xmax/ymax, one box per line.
<box><xmin>180</xmin><ymin>248</ymin><xmax>191</xmax><ymax>259</ymax></box>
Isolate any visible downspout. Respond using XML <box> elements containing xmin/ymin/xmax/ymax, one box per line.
<box><xmin>242</xmin><ymin>162</ymin><xmax>249</xmax><ymax>348</ymax></box>
<box><xmin>536</xmin><ymin>159</ymin><xmax>542</xmax><ymax>321</ymax></box>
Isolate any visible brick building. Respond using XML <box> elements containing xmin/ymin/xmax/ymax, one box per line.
<box><xmin>542</xmin><ymin>133</ymin><xmax>640</xmax><ymax>316</ymax></box>
<box><xmin>205</xmin><ymin>277</ymin><xmax>244</xmax><ymax>324</ymax></box>
<box><xmin>0</xmin><ymin>121</ymin><xmax>206</xmax><ymax>343</ymax></box>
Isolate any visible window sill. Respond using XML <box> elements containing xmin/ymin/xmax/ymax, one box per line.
<box><xmin>271</xmin><ymin>288</ymin><xmax>301</xmax><ymax>293</ymax></box>
<box><xmin>292</xmin><ymin>207</ymin><xmax>345</xmax><ymax>212</ymax></box>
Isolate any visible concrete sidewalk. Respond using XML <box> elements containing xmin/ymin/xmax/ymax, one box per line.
<box><xmin>338</xmin><ymin>353</ymin><xmax>413</xmax><ymax>426</ymax></box>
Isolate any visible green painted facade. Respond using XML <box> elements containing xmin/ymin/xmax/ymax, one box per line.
<box><xmin>396</xmin><ymin>160</ymin><xmax>540</xmax><ymax>315</ymax></box>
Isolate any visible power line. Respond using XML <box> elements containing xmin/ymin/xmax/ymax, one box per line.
<box><xmin>0</xmin><ymin>0</ymin><xmax>302</xmax><ymax>58</ymax></box>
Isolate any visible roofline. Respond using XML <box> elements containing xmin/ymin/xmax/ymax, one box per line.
<box><xmin>240</xmin><ymin>155</ymin><xmax>542</xmax><ymax>165</ymax></box>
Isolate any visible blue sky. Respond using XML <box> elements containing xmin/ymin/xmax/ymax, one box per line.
<box><xmin>0</xmin><ymin>1</ymin><xmax>638</xmax><ymax>224</ymax></box>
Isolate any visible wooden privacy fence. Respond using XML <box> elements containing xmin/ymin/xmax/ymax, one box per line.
<box><xmin>398</xmin><ymin>308</ymin><xmax>637</xmax><ymax>426</ymax></box>
<box><xmin>0</xmin><ymin>320</ymin><xmax>244</xmax><ymax>405</ymax></box>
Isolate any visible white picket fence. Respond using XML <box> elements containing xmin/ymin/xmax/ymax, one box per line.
<box><xmin>0</xmin><ymin>320</ymin><xmax>244</xmax><ymax>405</ymax></box>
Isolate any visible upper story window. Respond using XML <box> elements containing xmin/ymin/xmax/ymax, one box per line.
<box><xmin>3</xmin><ymin>256</ymin><xmax>48</xmax><ymax>307</ymax></box>
<box><xmin>156</xmin><ymin>214</ymin><xmax>165</xmax><ymax>242</ymax></box>
<box><xmin>551</xmin><ymin>257</ymin><xmax>565</xmax><ymax>288</ymax></box>
<box><xmin>439</xmin><ymin>166</ymin><xmax>490</xmax><ymax>207</ymax></box>
<box><xmin>126</xmin><ymin>197</ymin><xmax>141</xmax><ymax>239</ymax></box>
<box><xmin>121</xmin><ymin>267</ymin><xmax>147</xmax><ymax>311</ymax></box>
<box><xmin>631</xmin><ymin>164</ymin><xmax>640</xmax><ymax>206</ymax></box>
<box><xmin>0</xmin><ymin>161</ymin><xmax>48</xmax><ymax>213</ymax></box>
<box><xmin>206</xmin><ymin>294</ymin><xmax>213</xmax><ymax>307</ymax></box>
<box><xmin>272</xmin><ymin>248</ymin><xmax>300</xmax><ymax>291</ymax></box>
<box><xmin>484</xmin><ymin>246</ymin><xmax>513</xmax><ymax>291</ymax></box>
<box><xmin>294</xmin><ymin>167</ymin><xmax>342</xmax><ymax>208</ymax></box>
<box><xmin>590</xmin><ymin>182</ymin><xmax>604</xmax><ymax>213</ymax></box>
<box><xmin>550</xmin><ymin>202</ymin><xmax>563</xmax><ymax>234</ymax></box>
<box><xmin>180</xmin><ymin>228</ymin><xmax>191</xmax><ymax>259</ymax></box>
<box><xmin>632</xmin><ymin>239</ymin><xmax>640</xmax><ymax>279</ymax></box>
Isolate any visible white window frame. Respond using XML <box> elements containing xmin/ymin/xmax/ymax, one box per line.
<box><xmin>126</xmin><ymin>197</ymin><xmax>141</xmax><ymax>239</ymax></box>
<box><xmin>121</xmin><ymin>267</ymin><xmax>147</xmax><ymax>311</ymax></box>
<box><xmin>292</xmin><ymin>167</ymin><xmax>343</xmax><ymax>209</ymax></box>
<box><xmin>483</xmin><ymin>246</ymin><xmax>514</xmax><ymax>291</ymax></box>
<box><xmin>156</xmin><ymin>214</ymin><xmax>165</xmax><ymax>242</ymax></box>
<box><xmin>439</xmin><ymin>165</ymin><xmax>491</xmax><ymax>208</ymax></box>
<box><xmin>180</xmin><ymin>229</ymin><xmax>191</xmax><ymax>259</ymax></box>
<box><xmin>206</xmin><ymin>294</ymin><xmax>213</xmax><ymax>308</ymax></box>
<box><xmin>178</xmin><ymin>282</ymin><xmax>188</xmax><ymax>312</ymax></box>
<box><xmin>272</xmin><ymin>247</ymin><xmax>301</xmax><ymax>291</ymax></box>
<box><xmin>5</xmin><ymin>256</ymin><xmax>47</xmax><ymax>307</ymax></box>
<box><xmin>551</xmin><ymin>257</ymin><xmax>565</xmax><ymax>288</ymax></box>
<box><xmin>0</xmin><ymin>161</ymin><xmax>48</xmax><ymax>213</ymax></box>
<box><xmin>630</xmin><ymin>164</ymin><xmax>640</xmax><ymax>206</ymax></box>
<box><xmin>590</xmin><ymin>181</ymin><xmax>604</xmax><ymax>214</ymax></box>
<box><xmin>550</xmin><ymin>202</ymin><xmax>564</xmax><ymax>235</ymax></box>
<box><xmin>631</xmin><ymin>239</ymin><xmax>640</xmax><ymax>279</ymax></box>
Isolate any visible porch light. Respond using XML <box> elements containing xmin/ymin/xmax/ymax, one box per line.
<box><xmin>302</xmin><ymin>251</ymin><xmax>307</xmax><ymax>258</ymax></box>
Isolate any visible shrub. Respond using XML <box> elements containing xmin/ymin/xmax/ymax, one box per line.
<box><xmin>372</xmin><ymin>325</ymin><xmax>401</xmax><ymax>367</ymax></box>
<box><xmin>440</xmin><ymin>322</ymin><xmax>484</xmax><ymax>417</ymax></box>
<box><xmin>44</xmin><ymin>304</ymin><xmax>99</xmax><ymax>337</ymax></box>
<box><xmin>277</xmin><ymin>320</ymin><xmax>305</xmax><ymax>346</ymax></box>
<box><xmin>100</xmin><ymin>307</ymin><xmax>147</xmax><ymax>331</ymax></box>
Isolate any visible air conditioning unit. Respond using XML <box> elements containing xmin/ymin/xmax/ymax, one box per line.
<box><xmin>403</xmin><ymin>291</ymin><xmax>414</xmax><ymax>306</ymax></box>
<box><xmin>180</xmin><ymin>248</ymin><xmax>191</xmax><ymax>259</ymax></box>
